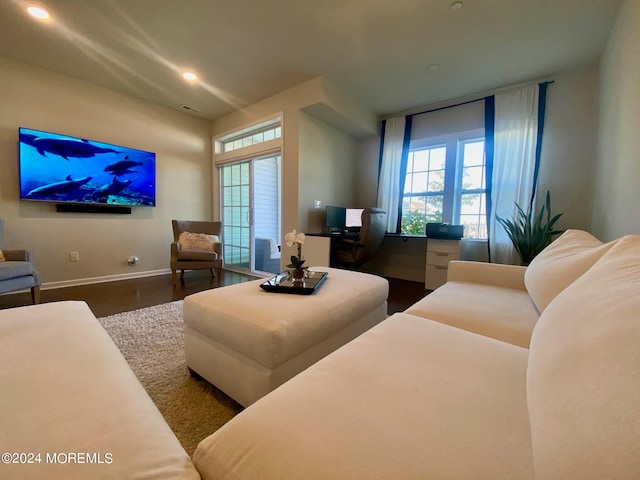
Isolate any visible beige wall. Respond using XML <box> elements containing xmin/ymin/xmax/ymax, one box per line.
<box><xmin>592</xmin><ymin>0</ymin><xmax>640</xmax><ymax>241</ymax></box>
<box><xmin>298</xmin><ymin>112</ymin><xmax>359</xmax><ymax>233</ymax></box>
<box><xmin>537</xmin><ymin>66</ymin><xmax>599</xmax><ymax>231</ymax></box>
<box><xmin>0</xmin><ymin>59</ymin><xmax>213</xmax><ymax>286</ymax></box>
<box><xmin>355</xmin><ymin>135</ymin><xmax>381</xmax><ymax>208</ymax></box>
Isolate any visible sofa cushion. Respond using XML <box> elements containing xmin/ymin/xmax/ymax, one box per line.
<box><xmin>406</xmin><ymin>281</ymin><xmax>538</xmax><ymax>348</ymax></box>
<box><xmin>193</xmin><ymin>313</ymin><xmax>534</xmax><ymax>479</ymax></box>
<box><xmin>524</xmin><ymin>229</ymin><xmax>617</xmax><ymax>312</ymax></box>
<box><xmin>0</xmin><ymin>261</ymin><xmax>36</xmax><ymax>281</ymax></box>
<box><xmin>527</xmin><ymin>234</ymin><xmax>640</xmax><ymax>480</ymax></box>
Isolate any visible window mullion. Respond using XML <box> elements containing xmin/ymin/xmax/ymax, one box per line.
<box><xmin>441</xmin><ymin>137</ymin><xmax>457</xmax><ymax>223</ymax></box>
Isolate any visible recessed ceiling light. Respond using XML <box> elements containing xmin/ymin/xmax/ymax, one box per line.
<box><xmin>451</xmin><ymin>2</ymin><xmax>463</xmax><ymax>10</ymax></box>
<box><xmin>26</xmin><ymin>5</ymin><xmax>50</xmax><ymax>19</ymax></box>
<box><xmin>181</xmin><ymin>71</ymin><xmax>198</xmax><ymax>82</ymax></box>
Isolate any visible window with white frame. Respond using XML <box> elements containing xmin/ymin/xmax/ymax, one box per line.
<box><xmin>220</xmin><ymin>122</ymin><xmax>281</xmax><ymax>153</ymax></box>
<box><xmin>400</xmin><ymin>130</ymin><xmax>486</xmax><ymax>238</ymax></box>
<box><xmin>402</xmin><ymin>145</ymin><xmax>446</xmax><ymax>233</ymax></box>
<box><xmin>457</xmin><ymin>138</ymin><xmax>487</xmax><ymax>238</ymax></box>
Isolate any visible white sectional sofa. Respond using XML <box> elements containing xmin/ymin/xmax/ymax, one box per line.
<box><xmin>406</xmin><ymin>228</ymin><xmax>617</xmax><ymax>348</ymax></box>
<box><xmin>192</xmin><ymin>230</ymin><xmax>640</xmax><ymax>479</ymax></box>
<box><xmin>0</xmin><ymin>301</ymin><xmax>200</xmax><ymax>480</ymax></box>
<box><xmin>2</xmin><ymin>229</ymin><xmax>638</xmax><ymax>479</ymax></box>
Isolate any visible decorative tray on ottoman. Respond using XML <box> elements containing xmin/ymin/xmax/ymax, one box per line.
<box><xmin>260</xmin><ymin>270</ymin><xmax>328</xmax><ymax>295</ymax></box>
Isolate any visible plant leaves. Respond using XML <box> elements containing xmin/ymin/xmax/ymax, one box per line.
<box><xmin>496</xmin><ymin>190</ymin><xmax>564</xmax><ymax>264</ymax></box>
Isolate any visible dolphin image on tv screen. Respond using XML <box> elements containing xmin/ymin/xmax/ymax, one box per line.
<box><xmin>93</xmin><ymin>177</ymin><xmax>133</xmax><ymax>199</ymax></box>
<box><xmin>32</xmin><ymin>138</ymin><xmax>119</xmax><ymax>160</ymax></box>
<box><xmin>19</xmin><ymin>132</ymin><xmax>120</xmax><ymax>160</ymax></box>
<box><xmin>25</xmin><ymin>175</ymin><xmax>93</xmax><ymax>199</ymax></box>
<box><xmin>104</xmin><ymin>157</ymin><xmax>144</xmax><ymax>176</ymax></box>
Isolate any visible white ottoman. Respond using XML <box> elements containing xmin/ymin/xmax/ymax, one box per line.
<box><xmin>183</xmin><ymin>267</ymin><xmax>388</xmax><ymax>406</ymax></box>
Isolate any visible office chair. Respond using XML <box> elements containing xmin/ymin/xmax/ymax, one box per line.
<box><xmin>333</xmin><ymin>208</ymin><xmax>386</xmax><ymax>269</ymax></box>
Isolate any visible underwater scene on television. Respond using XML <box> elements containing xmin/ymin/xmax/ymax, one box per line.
<box><xmin>19</xmin><ymin>127</ymin><xmax>156</xmax><ymax>207</ymax></box>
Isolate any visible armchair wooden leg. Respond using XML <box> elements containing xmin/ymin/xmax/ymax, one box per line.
<box><xmin>31</xmin><ymin>286</ymin><xmax>40</xmax><ymax>305</ymax></box>
<box><xmin>171</xmin><ymin>270</ymin><xmax>177</xmax><ymax>286</ymax></box>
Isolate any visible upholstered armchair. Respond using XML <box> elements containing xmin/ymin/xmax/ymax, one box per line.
<box><xmin>0</xmin><ymin>219</ymin><xmax>41</xmax><ymax>304</ymax></box>
<box><xmin>333</xmin><ymin>208</ymin><xmax>386</xmax><ymax>269</ymax></box>
<box><xmin>254</xmin><ymin>237</ymin><xmax>281</xmax><ymax>273</ymax></box>
<box><xmin>170</xmin><ymin>220</ymin><xmax>223</xmax><ymax>286</ymax></box>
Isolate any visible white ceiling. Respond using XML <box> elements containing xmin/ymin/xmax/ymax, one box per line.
<box><xmin>0</xmin><ymin>0</ymin><xmax>622</xmax><ymax>121</ymax></box>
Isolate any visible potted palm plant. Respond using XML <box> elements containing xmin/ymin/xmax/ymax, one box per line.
<box><xmin>496</xmin><ymin>190</ymin><xmax>563</xmax><ymax>266</ymax></box>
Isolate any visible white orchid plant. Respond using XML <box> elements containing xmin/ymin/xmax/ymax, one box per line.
<box><xmin>284</xmin><ymin>229</ymin><xmax>306</xmax><ymax>270</ymax></box>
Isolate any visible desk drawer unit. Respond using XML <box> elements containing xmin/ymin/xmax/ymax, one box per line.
<box><xmin>425</xmin><ymin>239</ymin><xmax>460</xmax><ymax>290</ymax></box>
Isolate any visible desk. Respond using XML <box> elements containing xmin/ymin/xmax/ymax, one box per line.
<box><xmin>305</xmin><ymin>233</ymin><xmax>359</xmax><ymax>267</ymax></box>
<box><xmin>425</xmin><ymin>238</ymin><xmax>461</xmax><ymax>290</ymax></box>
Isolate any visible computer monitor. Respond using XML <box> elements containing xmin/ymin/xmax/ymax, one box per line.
<box><xmin>345</xmin><ymin>208</ymin><xmax>364</xmax><ymax>229</ymax></box>
<box><xmin>325</xmin><ymin>206</ymin><xmax>346</xmax><ymax>232</ymax></box>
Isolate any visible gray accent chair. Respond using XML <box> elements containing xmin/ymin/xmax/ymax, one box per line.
<box><xmin>0</xmin><ymin>219</ymin><xmax>41</xmax><ymax>304</ymax></box>
<box><xmin>170</xmin><ymin>220</ymin><xmax>223</xmax><ymax>286</ymax></box>
<box><xmin>333</xmin><ymin>208</ymin><xmax>387</xmax><ymax>269</ymax></box>
<box><xmin>254</xmin><ymin>237</ymin><xmax>281</xmax><ymax>273</ymax></box>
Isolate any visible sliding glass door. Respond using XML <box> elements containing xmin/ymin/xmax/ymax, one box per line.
<box><xmin>220</xmin><ymin>154</ymin><xmax>281</xmax><ymax>274</ymax></box>
<box><xmin>221</xmin><ymin>161</ymin><xmax>251</xmax><ymax>270</ymax></box>
<box><xmin>251</xmin><ymin>155</ymin><xmax>281</xmax><ymax>274</ymax></box>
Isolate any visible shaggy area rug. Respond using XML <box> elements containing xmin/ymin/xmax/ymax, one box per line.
<box><xmin>98</xmin><ymin>301</ymin><xmax>243</xmax><ymax>455</ymax></box>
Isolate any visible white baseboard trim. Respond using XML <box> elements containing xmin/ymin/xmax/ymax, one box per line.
<box><xmin>41</xmin><ymin>269</ymin><xmax>172</xmax><ymax>291</ymax></box>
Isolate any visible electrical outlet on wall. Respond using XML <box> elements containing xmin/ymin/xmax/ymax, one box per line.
<box><xmin>69</xmin><ymin>251</ymin><xmax>79</xmax><ymax>262</ymax></box>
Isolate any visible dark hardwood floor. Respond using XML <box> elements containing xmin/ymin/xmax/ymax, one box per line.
<box><xmin>0</xmin><ymin>270</ymin><xmax>427</xmax><ymax>317</ymax></box>
<box><xmin>386</xmin><ymin>277</ymin><xmax>429</xmax><ymax>314</ymax></box>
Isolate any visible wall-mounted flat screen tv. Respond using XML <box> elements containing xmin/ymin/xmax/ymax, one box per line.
<box><xmin>19</xmin><ymin>127</ymin><xmax>156</xmax><ymax>207</ymax></box>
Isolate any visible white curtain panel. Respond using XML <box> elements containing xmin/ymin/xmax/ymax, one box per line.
<box><xmin>490</xmin><ymin>84</ymin><xmax>539</xmax><ymax>265</ymax></box>
<box><xmin>377</xmin><ymin>116</ymin><xmax>406</xmax><ymax>232</ymax></box>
